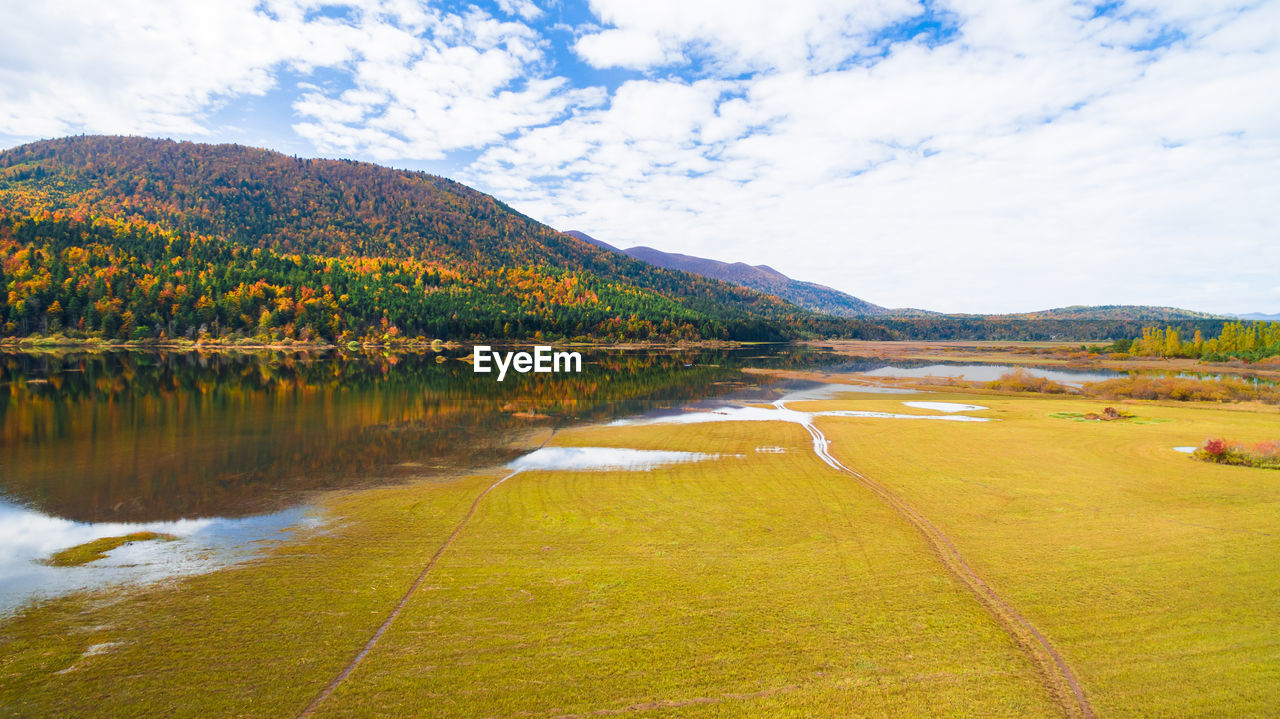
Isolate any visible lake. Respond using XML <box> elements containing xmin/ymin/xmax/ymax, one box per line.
<box><xmin>843</xmin><ymin>360</ymin><xmax>1121</xmax><ymax>385</ymax></box>
<box><xmin>0</xmin><ymin>345</ymin><xmax>835</xmax><ymax>612</ymax></box>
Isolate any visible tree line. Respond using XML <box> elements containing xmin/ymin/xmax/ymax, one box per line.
<box><xmin>1128</xmin><ymin>322</ymin><xmax>1280</xmax><ymax>362</ymax></box>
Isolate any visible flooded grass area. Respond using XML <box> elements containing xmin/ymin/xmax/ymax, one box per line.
<box><xmin>42</xmin><ymin>532</ymin><xmax>177</xmax><ymax>567</ymax></box>
<box><xmin>2</xmin><ymin>350</ymin><xmax>1278</xmax><ymax>717</ymax></box>
<box><xmin>0</xmin><ymin>345</ymin><xmax>835</xmax><ymax>610</ymax></box>
<box><xmin>0</xmin><ymin>500</ymin><xmax>316</xmax><ymax>614</ymax></box>
<box><xmin>507</xmin><ymin>446</ymin><xmax>723</xmax><ymax>471</ymax></box>
<box><xmin>901</xmin><ymin>401</ymin><xmax>989</xmax><ymax>412</ymax></box>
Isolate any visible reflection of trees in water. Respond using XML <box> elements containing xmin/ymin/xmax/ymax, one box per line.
<box><xmin>0</xmin><ymin>347</ymin><xmax>831</xmax><ymax>523</ymax></box>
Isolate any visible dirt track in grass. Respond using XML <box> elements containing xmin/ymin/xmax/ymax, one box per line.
<box><xmin>298</xmin><ymin>433</ymin><xmax>555</xmax><ymax>718</ymax></box>
<box><xmin>303</xmin><ymin>396</ymin><xmax>1094</xmax><ymax>719</ymax></box>
<box><xmin>797</xmin><ymin>406</ymin><xmax>1095</xmax><ymax>719</ymax></box>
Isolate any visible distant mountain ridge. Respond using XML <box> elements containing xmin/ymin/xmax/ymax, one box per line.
<box><xmin>561</xmin><ymin>232</ymin><xmax>1232</xmax><ymax>323</ymax></box>
<box><xmin>563</xmin><ymin>231</ymin><xmax>891</xmax><ymax>317</ymax></box>
<box><xmin>988</xmin><ymin>305</ymin><xmax>1230</xmax><ymax>321</ymax></box>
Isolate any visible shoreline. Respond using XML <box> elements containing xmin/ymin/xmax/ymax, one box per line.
<box><xmin>802</xmin><ymin>339</ymin><xmax>1280</xmax><ymax>380</ymax></box>
<box><xmin>0</xmin><ymin>337</ymin><xmax>761</xmax><ymax>352</ymax></box>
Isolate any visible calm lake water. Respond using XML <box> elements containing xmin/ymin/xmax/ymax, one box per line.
<box><xmin>832</xmin><ymin>357</ymin><xmax>1277</xmax><ymax>387</ymax></box>
<box><xmin>850</xmin><ymin>361</ymin><xmax>1121</xmax><ymax>386</ymax></box>
<box><xmin>0</xmin><ymin>345</ymin><xmax>836</xmax><ymax>612</ymax></box>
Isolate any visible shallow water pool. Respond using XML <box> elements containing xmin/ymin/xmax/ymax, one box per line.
<box><xmin>0</xmin><ymin>501</ymin><xmax>317</xmax><ymax>615</ymax></box>
<box><xmin>901</xmin><ymin>401</ymin><xmax>989</xmax><ymax>413</ymax></box>
<box><xmin>508</xmin><ymin>447</ymin><xmax>722</xmax><ymax>472</ymax></box>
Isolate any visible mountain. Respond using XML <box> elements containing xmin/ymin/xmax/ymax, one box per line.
<box><xmin>991</xmin><ymin>305</ymin><xmax>1229</xmax><ymax>321</ymax></box>
<box><xmin>1236</xmin><ymin>312</ymin><xmax>1280</xmax><ymax>321</ymax></box>
<box><xmin>0</xmin><ymin>136</ymin><xmax>833</xmax><ymax>344</ymax></box>
<box><xmin>563</xmin><ymin>231</ymin><xmax>890</xmax><ymax>317</ymax></box>
<box><xmin>562</xmin><ymin>230</ymin><xmax>620</xmax><ymax>253</ymax></box>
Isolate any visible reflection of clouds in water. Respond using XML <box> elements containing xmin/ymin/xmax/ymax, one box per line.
<box><xmin>777</xmin><ymin>383</ymin><xmax>920</xmax><ymax>401</ymax></box>
<box><xmin>1173</xmin><ymin>446</ymin><xmax>1197</xmax><ymax>454</ymax></box>
<box><xmin>611</xmin><ymin>403</ymin><xmax>995</xmax><ymax>428</ymax></box>
<box><xmin>610</xmin><ymin>405</ymin><xmax>812</xmax><ymax>427</ymax></box>
<box><xmin>862</xmin><ymin>364</ymin><xmax>1117</xmax><ymax>386</ymax></box>
<box><xmin>901</xmin><ymin>402</ymin><xmax>988</xmax><ymax>413</ymax></box>
<box><xmin>0</xmin><ymin>500</ymin><xmax>317</xmax><ymax>615</ymax></box>
<box><xmin>509</xmin><ymin>447</ymin><xmax>721</xmax><ymax>472</ymax></box>
<box><xmin>818</xmin><ymin>411</ymin><xmax>992</xmax><ymax>422</ymax></box>
<box><xmin>2</xmin><ymin>346</ymin><xmax>829</xmax><ymax>524</ymax></box>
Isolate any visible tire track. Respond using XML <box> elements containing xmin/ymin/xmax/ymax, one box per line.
<box><xmin>298</xmin><ymin>433</ymin><xmax>551</xmax><ymax>717</ymax></box>
<box><xmin>784</xmin><ymin>401</ymin><xmax>1095</xmax><ymax>719</ymax></box>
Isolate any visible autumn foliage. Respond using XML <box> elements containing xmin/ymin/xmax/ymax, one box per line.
<box><xmin>986</xmin><ymin>369</ymin><xmax>1072</xmax><ymax>394</ymax></box>
<box><xmin>1086</xmin><ymin>376</ymin><xmax>1280</xmax><ymax>404</ymax></box>
<box><xmin>0</xmin><ymin>136</ymin><xmax>833</xmax><ymax>343</ymax></box>
<box><xmin>1129</xmin><ymin>322</ymin><xmax>1280</xmax><ymax>362</ymax></box>
<box><xmin>1194</xmin><ymin>438</ymin><xmax>1280</xmax><ymax>469</ymax></box>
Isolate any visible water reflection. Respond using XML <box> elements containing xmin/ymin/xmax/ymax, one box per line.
<box><xmin>901</xmin><ymin>402</ymin><xmax>988</xmax><ymax>413</ymax></box>
<box><xmin>0</xmin><ymin>346</ymin><xmax>833</xmax><ymax>524</ymax></box>
<box><xmin>0</xmin><ymin>499</ymin><xmax>313</xmax><ymax>615</ymax></box>
<box><xmin>856</xmin><ymin>362</ymin><xmax>1119</xmax><ymax>385</ymax></box>
<box><xmin>830</xmin><ymin>357</ymin><xmax>1278</xmax><ymax>387</ymax></box>
<box><xmin>509</xmin><ymin>447</ymin><xmax>722</xmax><ymax>472</ymax></box>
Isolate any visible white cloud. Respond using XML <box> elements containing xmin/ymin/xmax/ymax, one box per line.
<box><xmin>291</xmin><ymin>5</ymin><xmax>607</xmax><ymax>159</ymax></box>
<box><xmin>0</xmin><ymin>1</ymin><xmax>597</xmax><ymax>159</ymax></box>
<box><xmin>574</xmin><ymin>28</ymin><xmax>680</xmax><ymax>69</ymax></box>
<box><xmin>0</xmin><ymin>0</ymin><xmax>360</xmax><ymax>137</ymax></box>
<box><xmin>573</xmin><ymin>0</ymin><xmax>923</xmax><ymax>72</ymax></box>
<box><xmin>1</xmin><ymin>0</ymin><xmax>1276</xmax><ymax>313</ymax></box>
<box><xmin>495</xmin><ymin>0</ymin><xmax>544</xmax><ymax>22</ymax></box>
<box><xmin>468</xmin><ymin>0</ymin><xmax>1280</xmax><ymax>313</ymax></box>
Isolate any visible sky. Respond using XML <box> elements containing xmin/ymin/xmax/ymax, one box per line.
<box><xmin>1</xmin><ymin>0</ymin><xmax>1277</xmax><ymax>314</ymax></box>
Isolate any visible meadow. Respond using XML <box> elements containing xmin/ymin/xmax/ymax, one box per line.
<box><xmin>2</xmin><ymin>376</ymin><xmax>1277</xmax><ymax>717</ymax></box>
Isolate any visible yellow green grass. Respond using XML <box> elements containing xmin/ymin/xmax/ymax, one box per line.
<box><xmin>314</xmin><ymin>420</ymin><xmax>1054</xmax><ymax>717</ymax></box>
<box><xmin>0</xmin><ymin>472</ymin><xmax>512</xmax><ymax>717</ymax></box>
<box><xmin>1</xmin><ymin>388</ymin><xmax>1277</xmax><ymax>717</ymax></box>
<box><xmin>793</xmin><ymin>391</ymin><xmax>1280</xmax><ymax>717</ymax></box>
<box><xmin>41</xmin><ymin>532</ymin><xmax>176</xmax><ymax>567</ymax></box>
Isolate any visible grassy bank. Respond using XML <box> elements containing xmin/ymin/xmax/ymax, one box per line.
<box><xmin>971</xmin><ymin>370</ymin><xmax>1280</xmax><ymax>405</ymax></box>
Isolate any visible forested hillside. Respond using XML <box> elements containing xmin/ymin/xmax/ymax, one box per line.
<box><xmin>998</xmin><ymin>305</ymin><xmax>1226</xmax><ymax>321</ymax></box>
<box><xmin>0</xmin><ymin>137</ymin><xmax>1243</xmax><ymax>345</ymax></box>
<box><xmin>0</xmin><ymin>137</ymin><xmax>829</xmax><ymax>343</ymax></box>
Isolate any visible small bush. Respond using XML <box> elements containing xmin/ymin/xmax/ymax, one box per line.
<box><xmin>1193</xmin><ymin>438</ymin><xmax>1280</xmax><ymax>469</ymax></box>
<box><xmin>1086</xmin><ymin>376</ymin><xmax>1280</xmax><ymax>405</ymax></box>
<box><xmin>987</xmin><ymin>369</ymin><xmax>1072</xmax><ymax>394</ymax></box>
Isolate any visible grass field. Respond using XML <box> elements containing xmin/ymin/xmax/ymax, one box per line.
<box><xmin>2</xmin><ymin>381</ymin><xmax>1277</xmax><ymax>717</ymax></box>
<box><xmin>793</xmin><ymin>391</ymin><xmax>1280</xmax><ymax>717</ymax></box>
